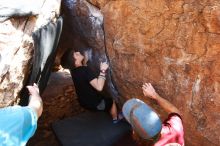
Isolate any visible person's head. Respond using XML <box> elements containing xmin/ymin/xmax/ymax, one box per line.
<box><xmin>122</xmin><ymin>98</ymin><xmax>162</xmax><ymax>142</ymax></box>
<box><xmin>71</xmin><ymin>50</ymin><xmax>88</xmax><ymax>67</ymax></box>
<box><xmin>73</xmin><ymin>51</ymin><xmax>84</xmax><ymax>65</ymax></box>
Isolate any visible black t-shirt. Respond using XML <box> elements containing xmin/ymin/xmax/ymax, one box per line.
<box><xmin>70</xmin><ymin>66</ymin><xmax>102</xmax><ymax>109</ymax></box>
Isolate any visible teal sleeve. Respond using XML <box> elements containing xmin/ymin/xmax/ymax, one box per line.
<box><xmin>0</xmin><ymin>106</ymin><xmax>38</xmax><ymax>146</ymax></box>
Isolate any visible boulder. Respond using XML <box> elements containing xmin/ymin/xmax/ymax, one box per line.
<box><xmin>54</xmin><ymin>0</ymin><xmax>220</xmax><ymax>145</ymax></box>
<box><xmin>101</xmin><ymin>1</ymin><xmax>220</xmax><ymax>146</ymax></box>
<box><xmin>0</xmin><ymin>0</ymin><xmax>61</xmax><ymax>107</ymax></box>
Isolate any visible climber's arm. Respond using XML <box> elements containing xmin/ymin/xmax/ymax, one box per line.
<box><xmin>90</xmin><ymin>62</ymin><xmax>108</xmax><ymax>91</ymax></box>
<box><xmin>142</xmin><ymin>83</ymin><xmax>180</xmax><ymax>115</ymax></box>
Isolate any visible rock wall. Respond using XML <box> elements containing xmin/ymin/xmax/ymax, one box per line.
<box><xmin>87</xmin><ymin>0</ymin><xmax>220</xmax><ymax>145</ymax></box>
<box><xmin>55</xmin><ymin>0</ymin><xmax>220</xmax><ymax>145</ymax></box>
<box><xmin>0</xmin><ymin>0</ymin><xmax>61</xmax><ymax>107</ymax></box>
<box><xmin>96</xmin><ymin>1</ymin><xmax>219</xmax><ymax>146</ymax></box>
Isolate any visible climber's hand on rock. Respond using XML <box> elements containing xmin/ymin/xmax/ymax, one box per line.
<box><xmin>142</xmin><ymin>83</ymin><xmax>158</xmax><ymax>99</ymax></box>
<box><xmin>100</xmin><ymin>62</ymin><xmax>109</xmax><ymax>72</ymax></box>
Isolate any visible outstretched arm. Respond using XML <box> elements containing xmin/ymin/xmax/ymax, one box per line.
<box><xmin>90</xmin><ymin>62</ymin><xmax>109</xmax><ymax>91</ymax></box>
<box><xmin>142</xmin><ymin>83</ymin><xmax>180</xmax><ymax>115</ymax></box>
<box><xmin>26</xmin><ymin>83</ymin><xmax>43</xmax><ymax>119</ymax></box>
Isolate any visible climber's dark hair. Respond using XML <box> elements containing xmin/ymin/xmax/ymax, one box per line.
<box><xmin>60</xmin><ymin>48</ymin><xmax>86</xmax><ymax>69</ymax></box>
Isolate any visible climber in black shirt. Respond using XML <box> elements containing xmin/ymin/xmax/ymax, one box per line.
<box><xmin>69</xmin><ymin>50</ymin><xmax>123</xmax><ymax>123</ymax></box>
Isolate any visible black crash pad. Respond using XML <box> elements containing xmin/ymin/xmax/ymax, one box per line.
<box><xmin>52</xmin><ymin>111</ymin><xmax>131</xmax><ymax>146</ymax></box>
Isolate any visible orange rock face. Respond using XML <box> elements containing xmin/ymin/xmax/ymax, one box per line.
<box><xmin>99</xmin><ymin>1</ymin><xmax>220</xmax><ymax>146</ymax></box>
<box><xmin>58</xmin><ymin>1</ymin><xmax>219</xmax><ymax>145</ymax></box>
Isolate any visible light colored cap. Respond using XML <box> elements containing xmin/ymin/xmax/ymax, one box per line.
<box><xmin>122</xmin><ymin>98</ymin><xmax>162</xmax><ymax>139</ymax></box>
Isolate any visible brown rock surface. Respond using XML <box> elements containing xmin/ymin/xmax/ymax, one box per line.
<box><xmin>55</xmin><ymin>1</ymin><xmax>219</xmax><ymax>145</ymax></box>
<box><xmin>0</xmin><ymin>0</ymin><xmax>61</xmax><ymax>107</ymax></box>
<box><xmin>99</xmin><ymin>0</ymin><xmax>220</xmax><ymax>146</ymax></box>
<box><xmin>87</xmin><ymin>0</ymin><xmax>108</xmax><ymax>9</ymax></box>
